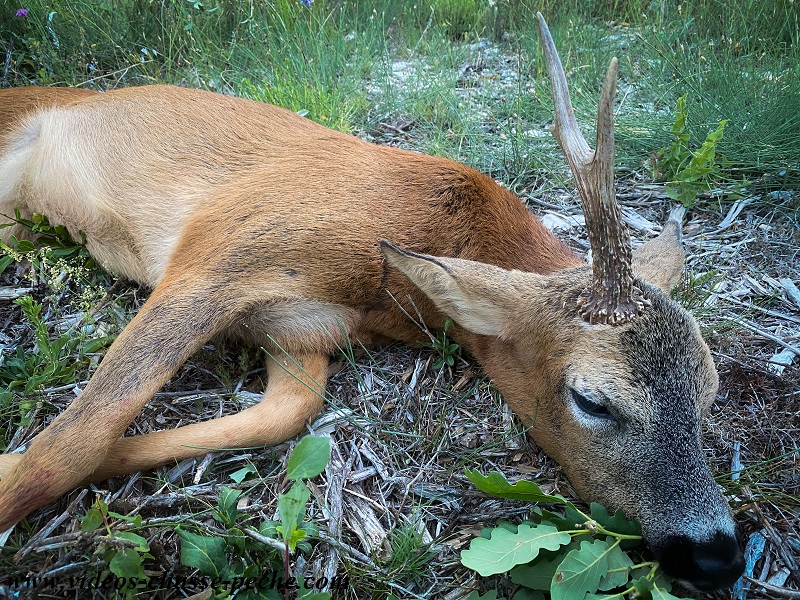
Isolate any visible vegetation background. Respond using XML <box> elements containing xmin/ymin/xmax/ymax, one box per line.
<box><xmin>0</xmin><ymin>1</ymin><xmax>798</xmax><ymax>599</ymax></box>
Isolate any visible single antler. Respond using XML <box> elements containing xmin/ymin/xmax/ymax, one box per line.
<box><xmin>536</xmin><ymin>13</ymin><xmax>648</xmax><ymax>325</ymax></box>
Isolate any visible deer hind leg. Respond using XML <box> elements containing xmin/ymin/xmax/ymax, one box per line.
<box><xmin>84</xmin><ymin>350</ymin><xmax>329</xmax><ymax>482</ymax></box>
<box><xmin>0</xmin><ymin>274</ymin><xmax>239</xmax><ymax>530</ymax></box>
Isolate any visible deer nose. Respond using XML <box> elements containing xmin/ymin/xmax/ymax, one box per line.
<box><xmin>652</xmin><ymin>531</ymin><xmax>745</xmax><ymax>591</ymax></box>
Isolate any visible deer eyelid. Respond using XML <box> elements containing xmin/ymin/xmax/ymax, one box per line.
<box><xmin>570</xmin><ymin>388</ymin><xmax>616</xmax><ymax>421</ymax></box>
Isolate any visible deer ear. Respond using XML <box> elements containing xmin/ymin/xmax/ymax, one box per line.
<box><xmin>380</xmin><ymin>240</ymin><xmax>509</xmax><ymax>337</ymax></box>
<box><xmin>632</xmin><ymin>209</ymin><xmax>686</xmax><ymax>293</ymax></box>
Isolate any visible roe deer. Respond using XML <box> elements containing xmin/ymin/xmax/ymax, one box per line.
<box><xmin>0</xmin><ymin>14</ymin><xmax>743</xmax><ymax>590</ymax></box>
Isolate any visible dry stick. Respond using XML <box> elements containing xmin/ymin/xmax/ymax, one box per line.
<box><xmin>752</xmin><ymin>504</ymin><xmax>800</xmax><ymax>586</ymax></box>
<box><xmin>15</xmin><ymin>489</ymin><xmax>88</xmax><ymax>561</ymax></box>
<box><xmin>731</xmin><ymin>318</ymin><xmax>800</xmax><ymax>357</ymax></box>
<box><xmin>316</xmin><ymin>530</ymin><xmax>372</xmax><ymax>564</ymax></box>
<box><xmin>744</xmin><ymin>577</ymin><xmax>800</xmax><ymax>599</ymax></box>
<box><xmin>723</xmin><ymin>296</ymin><xmax>800</xmax><ymax>327</ymax></box>
<box><xmin>322</xmin><ymin>441</ymin><xmax>353</xmax><ymax>585</ymax></box>
<box><xmin>243</xmin><ymin>527</ymin><xmax>289</xmax><ymax>553</ymax></box>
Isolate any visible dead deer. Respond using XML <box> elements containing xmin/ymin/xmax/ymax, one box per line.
<box><xmin>0</xmin><ymin>14</ymin><xmax>743</xmax><ymax>590</ymax></box>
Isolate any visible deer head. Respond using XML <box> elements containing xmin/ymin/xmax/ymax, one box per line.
<box><xmin>381</xmin><ymin>13</ymin><xmax>745</xmax><ymax>591</ymax></box>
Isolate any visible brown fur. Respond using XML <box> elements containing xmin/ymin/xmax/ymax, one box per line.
<box><xmin>0</xmin><ymin>84</ymin><xmax>742</xmax><ymax>589</ymax></box>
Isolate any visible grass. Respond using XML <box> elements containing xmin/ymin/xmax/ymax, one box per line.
<box><xmin>3</xmin><ymin>0</ymin><xmax>798</xmax><ymax>186</ymax></box>
<box><xmin>1</xmin><ymin>1</ymin><xmax>798</xmax><ymax>599</ymax></box>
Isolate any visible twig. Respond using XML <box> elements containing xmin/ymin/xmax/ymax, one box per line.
<box><xmin>744</xmin><ymin>577</ymin><xmax>800</xmax><ymax>599</ymax></box>
<box><xmin>316</xmin><ymin>530</ymin><xmax>372</xmax><ymax>564</ymax></box>
<box><xmin>243</xmin><ymin>527</ymin><xmax>289</xmax><ymax>553</ymax></box>
<box><xmin>729</xmin><ymin>318</ymin><xmax>800</xmax><ymax>357</ymax></box>
<box><xmin>15</xmin><ymin>489</ymin><xmax>88</xmax><ymax>560</ymax></box>
<box><xmin>722</xmin><ymin>296</ymin><xmax>800</xmax><ymax>326</ymax></box>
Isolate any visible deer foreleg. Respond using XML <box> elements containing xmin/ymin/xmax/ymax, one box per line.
<box><xmin>0</xmin><ymin>277</ymin><xmax>235</xmax><ymax>530</ymax></box>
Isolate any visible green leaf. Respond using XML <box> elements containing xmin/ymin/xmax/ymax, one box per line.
<box><xmin>464</xmin><ymin>469</ymin><xmax>573</xmax><ymax>506</ymax></box>
<box><xmin>589</xmin><ymin>503</ymin><xmax>642</xmax><ymax>546</ymax></box>
<box><xmin>215</xmin><ymin>487</ymin><xmax>244</xmax><ymax>525</ymax></box>
<box><xmin>631</xmin><ymin>566</ymin><xmax>673</xmax><ymax>592</ymax></box>
<box><xmin>513</xmin><ymin>590</ymin><xmax>545</xmax><ymax>600</ymax></box>
<box><xmin>298</xmin><ymin>578</ymin><xmax>332</xmax><ymax>600</ymax></box>
<box><xmin>109</xmin><ymin>547</ymin><xmax>144</xmax><ymax>579</ymax></box>
<box><xmin>597</xmin><ymin>542</ymin><xmax>634</xmax><ymax>590</ymax></box>
<box><xmin>631</xmin><ymin>576</ymin><xmax>655</xmax><ymax>598</ymax></box>
<box><xmin>81</xmin><ymin>507</ymin><xmax>104</xmax><ymax>532</ymax></box>
<box><xmin>82</xmin><ymin>335</ymin><xmax>114</xmax><ymax>354</ymax></box>
<box><xmin>464</xmin><ymin>592</ymin><xmax>502</xmax><ymax>600</ymax></box>
<box><xmin>461</xmin><ymin>523</ymin><xmax>571</xmax><ymax>576</ymax></box>
<box><xmin>178</xmin><ymin>529</ymin><xmax>230</xmax><ymax>578</ymax></box>
<box><xmin>510</xmin><ymin>552</ymin><xmax>565</xmax><ymax>590</ymax></box>
<box><xmin>533</xmin><ymin>505</ymin><xmax>589</xmax><ymax>531</ymax></box>
<box><xmin>230</xmin><ymin>463</ymin><xmax>258</xmax><ymax>483</ymax></box>
<box><xmin>286</xmin><ymin>435</ymin><xmax>330</xmax><ymax>480</ymax></box>
<box><xmin>107</xmin><ymin>511</ymin><xmax>143</xmax><ymax>526</ymax></box>
<box><xmin>14</xmin><ymin>239</ymin><xmax>36</xmax><ymax>252</ymax></box>
<box><xmin>652</xmin><ymin>584</ymin><xmax>692</xmax><ymax>600</ymax></box>
<box><xmin>278</xmin><ymin>480</ymin><xmax>311</xmax><ymax>548</ymax></box>
<box><xmin>260</xmin><ymin>519</ymin><xmax>280</xmax><ymax>538</ymax></box>
<box><xmin>0</xmin><ymin>255</ymin><xmax>14</xmax><ymax>273</ymax></box>
<box><xmin>237</xmin><ymin>588</ymin><xmax>283</xmax><ymax>600</ymax></box>
<box><xmin>551</xmin><ymin>539</ymin><xmax>612</xmax><ymax>600</ymax></box>
<box><xmin>114</xmin><ymin>531</ymin><xmax>150</xmax><ymax>552</ymax></box>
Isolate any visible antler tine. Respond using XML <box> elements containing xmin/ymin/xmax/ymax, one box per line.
<box><xmin>536</xmin><ymin>12</ymin><xmax>648</xmax><ymax>325</ymax></box>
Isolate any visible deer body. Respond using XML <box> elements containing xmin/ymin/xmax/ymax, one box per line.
<box><xmin>0</xmin><ymin>17</ymin><xmax>744</xmax><ymax>590</ymax></box>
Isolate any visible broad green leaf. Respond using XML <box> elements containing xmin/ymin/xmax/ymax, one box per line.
<box><xmin>109</xmin><ymin>547</ymin><xmax>145</xmax><ymax>580</ymax></box>
<box><xmin>14</xmin><ymin>239</ymin><xmax>35</xmax><ymax>252</ymax></box>
<box><xmin>260</xmin><ymin>519</ymin><xmax>280</xmax><ymax>538</ymax></box>
<box><xmin>298</xmin><ymin>578</ymin><xmax>332</xmax><ymax>600</ymax></box>
<box><xmin>287</xmin><ymin>435</ymin><xmax>331</xmax><ymax>480</ymax></box>
<box><xmin>588</xmin><ymin>503</ymin><xmax>641</xmax><ymax>539</ymax></box>
<box><xmin>512</xmin><ymin>590</ymin><xmax>545</xmax><ymax>600</ymax></box>
<box><xmin>114</xmin><ymin>531</ymin><xmax>150</xmax><ymax>552</ymax></box>
<box><xmin>107</xmin><ymin>511</ymin><xmax>143</xmax><ymax>526</ymax></box>
<box><xmin>631</xmin><ymin>567</ymin><xmax>672</xmax><ymax>591</ymax></box>
<box><xmin>551</xmin><ymin>539</ymin><xmax>611</xmax><ymax>600</ymax></box>
<box><xmin>81</xmin><ymin>507</ymin><xmax>104</xmax><ymax>532</ymax></box>
<box><xmin>597</xmin><ymin>543</ymin><xmax>634</xmax><ymax>591</ymax></box>
<box><xmin>652</xmin><ymin>584</ymin><xmax>692</xmax><ymax>600</ymax></box>
<box><xmin>632</xmin><ymin>577</ymin><xmax>655</xmax><ymax>598</ymax></box>
<box><xmin>589</xmin><ymin>502</ymin><xmax>642</xmax><ymax>550</ymax></box>
<box><xmin>465</xmin><ymin>592</ymin><xmax>502</xmax><ymax>600</ymax></box>
<box><xmin>480</xmin><ymin>521</ymin><xmax>519</xmax><ymax>539</ymax></box>
<box><xmin>461</xmin><ymin>523</ymin><xmax>571</xmax><ymax>576</ymax></box>
<box><xmin>226</xmin><ymin>527</ymin><xmax>246</xmax><ymax>554</ymax></box>
<box><xmin>82</xmin><ymin>335</ymin><xmax>114</xmax><ymax>353</ymax></box>
<box><xmin>534</xmin><ymin>505</ymin><xmax>589</xmax><ymax>531</ymax></box>
<box><xmin>215</xmin><ymin>487</ymin><xmax>244</xmax><ymax>525</ymax></box>
<box><xmin>278</xmin><ymin>480</ymin><xmax>311</xmax><ymax>546</ymax></box>
<box><xmin>230</xmin><ymin>463</ymin><xmax>258</xmax><ymax>483</ymax></box>
<box><xmin>0</xmin><ymin>255</ymin><xmax>14</xmax><ymax>273</ymax></box>
<box><xmin>464</xmin><ymin>469</ymin><xmax>572</xmax><ymax>505</ymax></box>
<box><xmin>178</xmin><ymin>530</ymin><xmax>229</xmax><ymax>578</ymax></box>
<box><xmin>510</xmin><ymin>552</ymin><xmax>565</xmax><ymax>590</ymax></box>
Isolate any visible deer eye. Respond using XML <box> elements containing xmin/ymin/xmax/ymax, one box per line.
<box><xmin>571</xmin><ymin>389</ymin><xmax>615</xmax><ymax>420</ymax></box>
